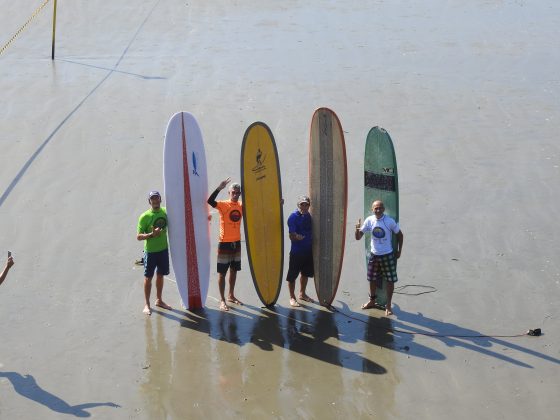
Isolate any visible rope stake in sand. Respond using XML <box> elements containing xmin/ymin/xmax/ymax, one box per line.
<box><xmin>332</xmin><ymin>306</ymin><xmax>541</xmax><ymax>339</ymax></box>
<box><xmin>51</xmin><ymin>0</ymin><xmax>58</xmax><ymax>59</ymax></box>
<box><xmin>0</xmin><ymin>0</ymin><xmax>52</xmax><ymax>56</ymax></box>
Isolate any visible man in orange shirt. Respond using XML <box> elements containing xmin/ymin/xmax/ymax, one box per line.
<box><xmin>207</xmin><ymin>177</ymin><xmax>243</xmax><ymax>311</ymax></box>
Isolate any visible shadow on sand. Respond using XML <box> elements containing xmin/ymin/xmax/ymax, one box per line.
<box><xmin>153</xmin><ymin>303</ymin><xmax>387</xmax><ymax>375</ymax></box>
<box><xmin>328</xmin><ymin>301</ymin><xmax>559</xmax><ymax>368</ymax></box>
<box><xmin>384</xmin><ymin>305</ymin><xmax>560</xmax><ymax>368</ymax></box>
<box><xmin>152</xmin><ymin>298</ymin><xmax>560</xmax><ymax>372</ymax></box>
<box><xmin>0</xmin><ymin>371</ymin><xmax>120</xmax><ymax>417</ymax></box>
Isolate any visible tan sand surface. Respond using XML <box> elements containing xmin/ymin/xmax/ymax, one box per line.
<box><xmin>1</xmin><ymin>1</ymin><xmax>559</xmax><ymax>419</ymax></box>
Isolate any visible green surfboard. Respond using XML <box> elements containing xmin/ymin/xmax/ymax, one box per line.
<box><xmin>364</xmin><ymin>127</ymin><xmax>399</xmax><ymax>307</ymax></box>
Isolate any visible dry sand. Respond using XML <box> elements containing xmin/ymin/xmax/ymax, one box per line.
<box><xmin>1</xmin><ymin>0</ymin><xmax>559</xmax><ymax>419</ymax></box>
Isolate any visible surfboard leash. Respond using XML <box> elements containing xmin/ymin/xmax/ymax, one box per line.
<box><xmin>330</xmin><ymin>306</ymin><xmax>541</xmax><ymax>339</ymax></box>
<box><xmin>394</xmin><ymin>284</ymin><xmax>438</xmax><ymax>296</ymax></box>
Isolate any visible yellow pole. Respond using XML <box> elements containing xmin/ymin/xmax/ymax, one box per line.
<box><xmin>51</xmin><ymin>0</ymin><xmax>58</xmax><ymax>59</ymax></box>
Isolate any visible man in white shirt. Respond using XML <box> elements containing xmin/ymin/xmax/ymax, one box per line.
<box><xmin>355</xmin><ymin>200</ymin><xmax>403</xmax><ymax>316</ymax></box>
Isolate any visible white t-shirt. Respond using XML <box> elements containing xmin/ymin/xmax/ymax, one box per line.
<box><xmin>360</xmin><ymin>214</ymin><xmax>400</xmax><ymax>255</ymax></box>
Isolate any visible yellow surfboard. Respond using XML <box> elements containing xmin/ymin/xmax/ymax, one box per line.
<box><xmin>241</xmin><ymin>122</ymin><xmax>284</xmax><ymax>307</ymax></box>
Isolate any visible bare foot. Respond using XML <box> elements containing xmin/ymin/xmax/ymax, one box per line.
<box><xmin>361</xmin><ymin>299</ymin><xmax>376</xmax><ymax>310</ymax></box>
<box><xmin>219</xmin><ymin>300</ymin><xmax>229</xmax><ymax>311</ymax></box>
<box><xmin>289</xmin><ymin>298</ymin><xmax>301</xmax><ymax>307</ymax></box>
<box><xmin>299</xmin><ymin>294</ymin><xmax>314</xmax><ymax>303</ymax></box>
<box><xmin>227</xmin><ymin>297</ymin><xmax>243</xmax><ymax>305</ymax></box>
<box><xmin>155</xmin><ymin>300</ymin><xmax>172</xmax><ymax>310</ymax></box>
<box><xmin>143</xmin><ymin>305</ymin><xmax>152</xmax><ymax>315</ymax></box>
<box><xmin>385</xmin><ymin>307</ymin><xmax>394</xmax><ymax>316</ymax></box>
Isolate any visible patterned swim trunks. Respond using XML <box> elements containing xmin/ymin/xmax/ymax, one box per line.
<box><xmin>217</xmin><ymin>241</ymin><xmax>241</xmax><ymax>274</ymax></box>
<box><xmin>367</xmin><ymin>252</ymin><xmax>398</xmax><ymax>283</ymax></box>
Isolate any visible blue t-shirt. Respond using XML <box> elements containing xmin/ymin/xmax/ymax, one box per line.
<box><xmin>287</xmin><ymin>210</ymin><xmax>312</xmax><ymax>255</ymax></box>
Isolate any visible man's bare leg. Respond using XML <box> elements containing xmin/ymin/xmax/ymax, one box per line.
<box><xmin>227</xmin><ymin>270</ymin><xmax>242</xmax><ymax>305</ymax></box>
<box><xmin>361</xmin><ymin>281</ymin><xmax>377</xmax><ymax>310</ymax></box>
<box><xmin>385</xmin><ymin>282</ymin><xmax>395</xmax><ymax>316</ymax></box>
<box><xmin>288</xmin><ymin>280</ymin><xmax>300</xmax><ymax>307</ymax></box>
<box><xmin>218</xmin><ymin>273</ymin><xmax>229</xmax><ymax>311</ymax></box>
<box><xmin>154</xmin><ymin>273</ymin><xmax>172</xmax><ymax>309</ymax></box>
<box><xmin>143</xmin><ymin>277</ymin><xmax>152</xmax><ymax>315</ymax></box>
<box><xmin>298</xmin><ymin>276</ymin><xmax>314</xmax><ymax>303</ymax></box>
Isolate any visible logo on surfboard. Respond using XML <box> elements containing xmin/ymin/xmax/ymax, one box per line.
<box><xmin>364</xmin><ymin>170</ymin><xmax>396</xmax><ymax>192</ymax></box>
<box><xmin>192</xmin><ymin>152</ymin><xmax>199</xmax><ymax>176</ymax></box>
<box><xmin>252</xmin><ymin>148</ymin><xmax>267</xmax><ymax>180</ymax></box>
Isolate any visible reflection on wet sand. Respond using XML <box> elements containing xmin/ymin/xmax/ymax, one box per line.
<box><xmin>328</xmin><ymin>301</ymin><xmax>399</xmax><ymax>417</ymax></box>
<box><xmin>244</xmin><ymin>308</ymin><xmax>284</xmax><ymax>416</ymax></box>
<box><xmin>138</xmin><ymin>303</ymin><xmax>397</xmax><ymax>418</ymax></box>
<box><xmin>213</xmin><ymin>309</ymin><xmax>245</xmax><ymax>414</ymax></box>
<box><xmin>282</xmin><ymin>305</ymin><xmax>387</xmax><ymax>374</ymax></box>
<box><xmin>140</xmin><ymin>315</ymin><xmax>172</xmax><ymax>418</ymax></box>
<box><xmin>168</xmin><ymin>308</ymin><xmax>214</xmax><ymax>418</ymax></box>
<box><xmin>284</xmin><ymin>307</ymin><xmax>344</xmax><ymax>418</ymax></box>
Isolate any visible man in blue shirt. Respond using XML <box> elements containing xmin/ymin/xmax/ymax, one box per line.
<box><xmin>286</xmin><ymin>195</ymin><xmax>315</xmax><ymax>307</ymax></box>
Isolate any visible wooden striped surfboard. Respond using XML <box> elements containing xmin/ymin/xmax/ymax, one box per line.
<box><xmin>309</xmin><ymin>107</ymin><xmax>348</xmax><ymax>307</ymax></box>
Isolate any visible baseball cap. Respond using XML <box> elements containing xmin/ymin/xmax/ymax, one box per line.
<box><xmin>297</xmin><ymin>195</ymin><xmax>310</xmax><ymax>205</ymax></box>
<box><xmin>148</xmin><ymin>190</ymin><xmax>161</xmax><ymax>199</ymax></box>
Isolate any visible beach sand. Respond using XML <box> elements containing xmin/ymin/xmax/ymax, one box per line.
<box><xmin>1</xmin><ymin>1</ymin><xmax>559</xmax><ymax>418</ymax></box>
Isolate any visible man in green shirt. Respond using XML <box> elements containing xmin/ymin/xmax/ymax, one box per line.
<box><xmin>137</xmin><ymin>191</ymin><xmax>172</xmax><ymax>315</ymax></box>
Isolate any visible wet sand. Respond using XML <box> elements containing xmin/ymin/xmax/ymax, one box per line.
<box><xmin>1</xmin><ymin>0</ymin><xmax>559</xmax><ymax>418</ymax></box>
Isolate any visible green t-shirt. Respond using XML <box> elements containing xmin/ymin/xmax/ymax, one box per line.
<box><xmin>137</xmin><ymin>207</ymin><xmax>168</xmax><ymax>252</ymax></box>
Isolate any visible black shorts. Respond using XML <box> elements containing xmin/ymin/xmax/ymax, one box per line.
<box><xmin>286</xmin><ymin>252</ymin><xmax>314</xmax><ymax>282</ymax></box>
<box><xmin>144</xmin><ymin>249</ymin><xmax>170</xmax><ymax>278</ymax></box>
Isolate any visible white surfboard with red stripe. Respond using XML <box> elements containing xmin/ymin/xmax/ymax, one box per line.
<box><xmin>163</xmin><ymin>112</ymin><xmax>210</xmax><ymax>309</ymax></box>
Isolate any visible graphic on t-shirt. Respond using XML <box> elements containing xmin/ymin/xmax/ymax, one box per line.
<box><xmin>154</xmin><ymin>216</ymin><xmax>167</xmax><ymax>229</ymax></box>
<box><xmin>230</xmin><ymin>210</ymin><xmax>241</xmax><ymax>222</ymax></box>
<box><xmin>372</xmin><ymin>226</ymin><xmax>385</xmax><ymax>239</ymax></box>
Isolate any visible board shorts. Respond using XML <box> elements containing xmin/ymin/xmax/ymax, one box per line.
<box><xmin>217</xmin><ymin>241</ymin><xmax>241</xmax><ymax>274</ymax></box>
<box><xmin>367</xmin><ymin>252</ymin><xmax>398</xmax><ymax>283</ymax></box>
<box><xmin>144</xmin><ymin>249</ymin><xmax>170</xmax><ymax>278</ymax></box>
<box><xmin>286</xmin><ymin>251</ymin><xmax>314</xmax><ymax>282</ymax></box>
